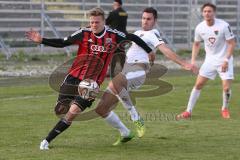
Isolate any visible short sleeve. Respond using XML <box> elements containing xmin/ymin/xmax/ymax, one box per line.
<box><xmin>194</xmin><ymin>26</ymin><xmax>202</xmax><ymax>42</ymax></box>
<box><xmin>223</xmin><ymin>24</ymin><xmax>235</xmax><ymax>40</ymax></box>
<box><xmin>150</xmin><ymin>30</ymin><xmax>165</xmax><ymax>48</ymax></box>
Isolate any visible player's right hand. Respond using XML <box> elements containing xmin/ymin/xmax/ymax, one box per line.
<box><xmin>191</xmin><ymin>64</ymin><xmax>199</xmax><ymax>74</ymax></box>
<box><xmin>25</xmin><ymin>28</ymin><xmax>42</xmax><ymax>43</ymax></box>
<box><xmin>148</xmin><ymin>52</ymin><xmax>155</xmax><ymax>66</ymax></box>
<box><xmin>182</xmin><ymin>62</ymin><xmax>199</xmax><ymax>74</ymax></box>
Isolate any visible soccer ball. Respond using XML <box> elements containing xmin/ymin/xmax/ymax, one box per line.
<box><xmin>78</xmin><ymin>79</ymin><xmax>99</xmax><ymax>100</ymax></box>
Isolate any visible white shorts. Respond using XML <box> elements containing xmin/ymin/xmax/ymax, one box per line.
<box><xmin>199</xmin><ymin>59</ymin><xmax>234</xmax><ymax>80</ymax></box>
<box><xmin>121</xmin><ymin>63</ymin><xmax>149</xmax><ymax>90</ymax></box>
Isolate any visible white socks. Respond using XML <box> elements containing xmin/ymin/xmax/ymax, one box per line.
<box><xmin>128</xmin><ymin>106</ymin><xmax>139</xmax><ymax>121</ymax></box>
<box><xmin>104</xmin><ymin>111</ymin><xmax>130</xmax><ymax>137</ymax></box>
<box><xmin>186</xmin><ymin>86</ymin><xmax>232</xmax><ymax>112</ymax></box>
<box><xmin>186</xmin><ymin>87</ymin><xmax>201</xmax><ymax>113</ymax></box>
<box><xmin>118</xmin><ymin>96</ymin><xmax>139</xmax><ymax>121</ymax></box>
<box><xmin>117</xmin><ymin>88</ymin><xmax>140</xmax><ymax>121</ymax></box>
<box><xmin>222</xmin><ymin>90</ymin><xmax>231</xmax><ymax>110</ymax></box>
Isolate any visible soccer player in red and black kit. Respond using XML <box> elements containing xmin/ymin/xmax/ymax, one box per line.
<box><xmin>26</xmin><ymin>7</ymin><xmax>154</xmax><ymax>150</ymax></box>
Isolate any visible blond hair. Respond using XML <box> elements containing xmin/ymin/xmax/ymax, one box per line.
<box><xmin>88</xmin><ymin>7</ymin><xmax>105</xmax><ymax>19</ymax></box>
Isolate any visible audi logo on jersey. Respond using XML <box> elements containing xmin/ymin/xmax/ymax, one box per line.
<box><xmin>82</xmin><ymin>41</ymin><xmax>124</xmax><ymax>54</ymax></box>
<box><xmin>90</xmin><ymin>45</ymin><xmax>107</xmax><ymax>53</ymax></box>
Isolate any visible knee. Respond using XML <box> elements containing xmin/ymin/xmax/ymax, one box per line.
<box><xmin>54</xmin><ymin>102</ymin><xmax>69</xmax><ymax>115</ymax></box>
<box><xmin>108</xmin><ymin>82</ymin><xmax>117</xmax><ymax>94</ymax></box>
<box><xmin>109</xmin><ymin>75</ymin><xmax>126</xmax><ymax>93</ymax></box>
<box><xmin>64</xmin><ymin>104</ymin><xmax>81</xmax><ymax>122</ymax></box>
<box><xmin>223</xmin><ymin>86</ymin><xmax>230</xmax><ymax>93</ymax></box>
<box><xmin>95</xmin><ymin>107</ymin><xmax>104</xmax><ymax>117</ymax></box>
<box><xmin>64</xmin><ymin>112</ymin><xmax>75</xmax><ymax>123</ymax></box>
<box><xmin>195</xmin><ymin>83</ymin><xmax>204</xmax><ymax>90</ymax></box>
<box><xmin>95</xmin><ymin>101</ymin><xmax>110</xmax><ymax>118</ymax></box>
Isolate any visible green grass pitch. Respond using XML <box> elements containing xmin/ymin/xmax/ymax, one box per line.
<box><xmin>1</xmin><ymin>71</ymin><xmax>240</xmax><ymax>160</ymax></box>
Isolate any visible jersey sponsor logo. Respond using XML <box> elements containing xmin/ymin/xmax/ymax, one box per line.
<box><xmin>82</xmin><ymin>40</ymin><xmax>117</xmax><ymax>53</ymax></box>
<box><xmin>208</xmin><ymin>37</ymin><xmax>216</xmax><ymax>44</ymax></box>
<box><xmin>90</xmin><ymin>45</ymin><xmax>107</xmax><ymax>53</ymax></box>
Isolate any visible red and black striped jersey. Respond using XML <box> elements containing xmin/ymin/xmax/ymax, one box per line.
<box><xmin>42</xmin><ymin>26</ymin><xmax>152</xmax><ymax>85</ymax></box>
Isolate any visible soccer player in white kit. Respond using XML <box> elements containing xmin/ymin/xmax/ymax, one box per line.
<box><xmin>95</xmin><ymin>7</ymin><xmax>197</xmax><ymax>145</ymax></box>
<box><xmin>177</xmin><ymin>3</ymin><xmax>236</xmax><ymax>120</ymax></box>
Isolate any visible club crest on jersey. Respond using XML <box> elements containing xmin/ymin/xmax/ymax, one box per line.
<box><xmin>214</xmin><ymin>30</ymin><xmax>219</xmax><ymax>35</ymax></box>
<box><xmin>106</xmin><ymin>38</ymin><xmax>112</xmax><ymax>44</ymax></box>
<box><xmin>139</xmin><ymin>34</ymin><xmax>144</xmax><ymax>37</ymax></box>
<box><xmin>208</xmin><ymin>37</ymin><xmax>216</xmax><ymax>44</ymax></box>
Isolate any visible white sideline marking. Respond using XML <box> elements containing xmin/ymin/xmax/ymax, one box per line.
<box><xmin>1</xmin><ymin>94</ymin><xmax>56</xmax><ymax>101</ymax></box>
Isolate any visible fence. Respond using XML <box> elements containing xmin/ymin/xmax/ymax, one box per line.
<box><xmin>0</xmin><ymin>0</ymin><xmax>239</xmax><ymax>58</ymax></box>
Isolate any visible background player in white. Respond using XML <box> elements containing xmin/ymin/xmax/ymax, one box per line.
<box><xmin>177</xmin><ymin>3</ymin><xmax>236</xmax><ymax>120</ymax></box>
<box><xmin>95</xmin><ymin>7</ymin><xmax>197</xmax><ymax>144</ymax></box>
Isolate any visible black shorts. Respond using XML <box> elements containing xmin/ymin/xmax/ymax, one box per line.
<box><xmin>57</xmin><ymin>75</ymin><xmax>94</xmax><ymax>111</ymax></box>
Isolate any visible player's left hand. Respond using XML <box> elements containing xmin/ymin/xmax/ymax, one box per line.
<box><xmin>221</xmin><ymin>61</ymin><xmax>228</xmax><ymax>72</ymax></box>
<box><xmin>25</xmin><ymin>28</ymin><xmax>42</xmax><ymax>43</ymax></box>
<box><xmin>148</xmin><ymin>52</ymin><xmax>155</xmax><ymax>66</ymax></box>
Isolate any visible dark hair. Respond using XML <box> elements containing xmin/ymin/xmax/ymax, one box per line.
<box><xmin>88</xmin><ymin>7</ymin><xmax>105</xmax><ymax>19</ymax></box>
<box><xmin>114</xmin><ymin>0</ymin><xmax>122</xmax><ymax>5</ymax></box>
<box><xmin>143</xmin><ymin>7</ymin><xmax>158</xmax><ymax>19</ymax></box>
<box><xmin>201</xmin><ymin>3</ymin><xmax>217</xmax><ymax>12</ymax></box>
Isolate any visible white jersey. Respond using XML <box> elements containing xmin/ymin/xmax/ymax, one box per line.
<box><xmin>126</xmin><ymin>29</ymin><xmax>165</xmax><ymax>63</ymax></box>
<box><xmin>194</xmin><ymin>18</ymin><xmax>235</xmax><ymax>65</ymax></box>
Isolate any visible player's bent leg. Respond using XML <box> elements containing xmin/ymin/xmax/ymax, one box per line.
<box><xmin>110</xmin><ymin>73</ymin><xmax>128</xmax><ymax>93</ymax></box>
<box><xmin>117</xmin><ymin>86</ymin><xmax>145</xmax><ymax>137</ymax></box>
<box><xmin>117</xmin><ymin>67</ymin><xmax>147</xmax><ymax>137</ymax></box>
<box><xmin>95</xmin><ymin>89</ymin><xmax>119</xmax><ymax>118</ymax></box>
<box><xmin>55</xmin><ymin>86</ymin><xmax>77</xmax><ymax>117</ymax></box>
<box><xmin>54</xmin><ymin>102</ymin><xmax>70</xmax><ymax>116</ymax></box>
<box><xmin>40</xmin><ymin>103</ymin><xmax>82</xmax><ymax>150</ymax></box>
<box><xmin>221</xmin><ymin>80</ymin><xmax>232</xmax><ymax>119</ymax></box>
<box><xmin>65</xmin><ymin>103</ymin><xmax>82</xmax><ymax>122</ymax></box>
<box><xmin>194</xmin><ymin>75</ymin><xmax>209</xmax><ymax>90</ymax></box>
<box><xmin>95</xmin><ymin>74</ymin><xmax>127</xmax><ymax>117</ymax></box>
<box><xmin>107</xmin><ymin>67</ymin><xmax>147</xmax><ymax>137</ymax></box>
<box><xmin>95</xmin><ymin>87</ymin><xmax>135</xmax><ymax>145</ymax></box>
<box><xmin>40</xmin><ymin>117</ymin><xmax>72</xmax><ymax>150</ymax></box>
<box><xmin>177</xmin><ymin>75</ymin><xmax>209</xmax><ymax>120</ymax></box>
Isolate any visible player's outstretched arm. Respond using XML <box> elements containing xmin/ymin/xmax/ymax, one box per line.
<box><xmin>25</xmin><ymin>28</ymin><xmax>42</xmax><ymax>44</ymax></box>
<box><xmin>25</xmin><ymin>28</ymin><xmax>78</xmax><ymax>48</ymax></box>
<box><xmin>158</xmin><ymin>43</ymin><xmax>198</xmax><ymax>74</ymax></box>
